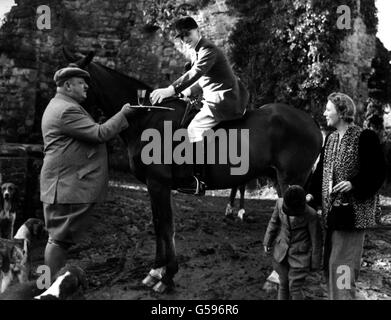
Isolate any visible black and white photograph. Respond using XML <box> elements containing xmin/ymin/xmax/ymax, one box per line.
<box><xmin>0</xmin><ymin>0</ymin><xmax>391</xmax><ymax>308</ymax></box>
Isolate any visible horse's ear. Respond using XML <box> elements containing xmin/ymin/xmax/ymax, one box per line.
<box><xmin>78</xmin><ymin>51</ymin><xmax>95</xmax><ymax>68</ymax></box>
<box><xmin>63</xmin><ymin>47</ymin><xmax>77</xmax><ymax>63</ymax></box>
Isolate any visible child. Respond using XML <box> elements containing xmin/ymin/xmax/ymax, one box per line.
<box><xmin>263</xmin><ymin>185</ymin><xmax>322</xmax><ymax>300</ymax></box>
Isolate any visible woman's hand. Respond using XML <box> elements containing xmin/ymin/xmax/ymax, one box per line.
<box><xmin>150</xmin><ymin>86</ymin><xmax>175</xmax><ymax>105</ymax></box>
<box><xmin>332</xmin><ymin>181</ymin><xmax>353</xmax><ymax>193</ymax></box>
<box><xmin>306</xmin><ymin>194</ymin><xmax>314</xmax><ymax>203</ymax></box>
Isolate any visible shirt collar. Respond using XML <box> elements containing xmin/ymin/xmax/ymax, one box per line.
<box><xmin>54</xmin><ymin>92</ymin><xmax>80</xmax><ymax>105</ymax></box>
<box><xmin>194</xmin><ymin>36</ymin><xmax>203</xmax><ymax>52</ymax></box>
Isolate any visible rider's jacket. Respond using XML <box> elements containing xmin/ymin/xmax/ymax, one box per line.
<box><xmin>172</xmin><ymin>37</ymin><xmax>249</xmax><ymax>122</ymax></box>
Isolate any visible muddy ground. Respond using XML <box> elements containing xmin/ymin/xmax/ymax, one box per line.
<box><xmin>30</xmin><ymin>172</ymin><xmax>391</xmax><ymax>300</ymax></box>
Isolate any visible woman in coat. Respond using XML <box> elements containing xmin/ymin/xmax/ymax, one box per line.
<box><xmin>308</xmin><ymin>92</ymin><xmax>386</xmax><ymax>300</ymax></box>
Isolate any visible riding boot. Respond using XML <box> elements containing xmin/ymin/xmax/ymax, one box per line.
<box><xmin>175</xmin><ymin>140</ymin><xmax>206</xmax><ymax>196</ymax></box>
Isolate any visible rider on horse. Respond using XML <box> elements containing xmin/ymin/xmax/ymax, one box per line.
<box><xmin>150</xmin><ymin>16</ymin><xmax>249</xmax><ymax>195</ymax></box>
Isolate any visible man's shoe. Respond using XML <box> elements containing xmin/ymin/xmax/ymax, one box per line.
<box><xmin>177</xmin><ymin>176</ymin><xmax>206</xmax><ymax>196</ymax></box>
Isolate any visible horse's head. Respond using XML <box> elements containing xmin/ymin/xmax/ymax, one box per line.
<box><xmin>62</xmin><ymin>48</ymin><xmax>187</xmax><ymax>132</ymax></box>
<box><xmin>63</xmin><ymin>48</ymin><xmax>152</xmax><ymax>120</ymax></box>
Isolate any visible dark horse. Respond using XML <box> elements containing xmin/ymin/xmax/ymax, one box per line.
<box><xmin>65</xmin><ymin>50</ymin><xmax>323</xmax><ymax>293</ymax></box>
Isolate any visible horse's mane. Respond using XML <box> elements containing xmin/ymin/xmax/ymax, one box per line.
<box><xmin>87</xmin><ymin>61</ymin><xmax>187</xmax><ymax>131</ymax></box>
<box><xmin>93</xmin><ymin>62</ymin><xmax>153</xmax><ymax>91</ymax></box>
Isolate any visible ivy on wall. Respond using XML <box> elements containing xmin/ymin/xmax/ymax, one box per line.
<box><xmin>141</xmin><ymin>0</ymin><xmax>381</xmax><ymax>126</ymax></box>
<box><xmin>142</xmin><ymin>0</ymin><xmax>211</xmax><ymax>34</ymax></box>
<box><xmin>226</xmin><ymin>0</ymin><xmax>376</xmax><ymax>124</ymax></box>
<box><xmin>0</xmin><ymin>5</ymin><xmax>36</xmax><ymax>67</ymax></box>
<box><xmin>360</xmin><ymin>0</ymin><xmax>378</xmax><ymax>35</ymax></box>
<box><xmin>369</xmin><ymin>38</ymin><xmax>391</xmax><ymax>104</ymax></box>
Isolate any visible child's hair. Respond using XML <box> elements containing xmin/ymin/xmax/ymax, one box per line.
<box><xmin>283</xmin><ymin>185</ymin><xmax>306</xmax><ymax>215</ymax></box>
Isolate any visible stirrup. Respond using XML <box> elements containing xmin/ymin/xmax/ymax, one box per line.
<box><xmin>194</xmin><ymin>176</ymin><xmax>206</xmax><ymax>196</ymax></box>
<box><xmin>177</xmin><ymin>176</ymin><xmax>206</xmax><ymax>196</ymax></box>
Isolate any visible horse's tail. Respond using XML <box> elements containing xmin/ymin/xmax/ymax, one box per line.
<box><xmin>245</xmin><ymin>173</ymin><xmax>278</xmax><ymax>192</ymax></box>
<box><xmin>245</xmin><ymin>179</ymin><xmax>258</xmax><ymax>191</ymax></box>
<box><xmin>303</xmin><ymin>170</ymin><xmax>314</xmax><ymax>193</ymax></box>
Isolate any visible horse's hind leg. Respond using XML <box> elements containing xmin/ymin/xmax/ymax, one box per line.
<box><xmin>144</xmin><ymin>178</ymin><xmax>178</xmax><ymax>293</ymax></box>
<box><xmin>230</xmin><ymin>187</ymin><xmax>238</xmax><ymax>207</ymax></box>
<box><xmin>225</xmin><ymin>187</ymin><xmax>237</xmax><ymax>217</ymax></box>
<box><xmin>237</xmin><ymin>184</ymin><xmax>246</xmax><ymax>220</ymax></box>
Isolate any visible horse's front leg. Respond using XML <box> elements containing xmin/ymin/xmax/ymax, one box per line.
<box><xmin>141</xmin><ymin>188</ymin><xmax>166</xmax><ymax>288</ymax></box>
<box><xmin>143</xmin><ymin>178</ymin><xmax>178</xmax><ymax>293</ymax></box>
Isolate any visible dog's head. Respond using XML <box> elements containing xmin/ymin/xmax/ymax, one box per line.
<box><xmin>1</xmin><ymin>182</ymin><xmax>18</xmax><ymax>202</ymax></box>
<box><xmin>56</xmin><ymin>265</ymin><xmax>88</xmax><ymax>291</ymax></box>
<box><xmin>23</xmin><ymin>218</ymin><xmax>47</xmax><ymax>240</ymax></box>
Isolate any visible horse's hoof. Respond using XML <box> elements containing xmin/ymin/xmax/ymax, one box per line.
<box><xmin>142</xmin><ymin>267</ymin><xmax>165</xmax><ymax>287</ymax></box>
<box><xmin>152</xmin><ymin>280</ymin><xmax>174</xmax><ymax>293</ymax></box>
<box><xmin>237</xmin><ymin>209</ymin><xmax>245</xmax><ymax>220</ymax></box>
<box><xmin>152</xmin><ymin>281</ymin><xmax>167</xmax><ymax>293</ymax></box>
<box><xmin>142</xmin><ymin>274</ymin><xmax>160</xmax><ymax>287</ymax></box>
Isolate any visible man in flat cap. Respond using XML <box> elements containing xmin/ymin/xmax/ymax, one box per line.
<box><xmin>151</xmin><ymin>16</ymin><xmax>249</xmax><ymax>195</ymax></box>
<box><xmin>40</xmin><ymin>63</ymin><xmax>135</xmax><ymax>280</ymax></box>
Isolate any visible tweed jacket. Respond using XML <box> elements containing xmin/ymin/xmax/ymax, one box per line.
<box><xmin>309</xmin><ymin>126</ymin><xmax>386</xmax><ymax>229</ymax></box>
<box><xmin>171</xmin><ymin>37</ymin><xmax>249</xmax><ymax>122</ymax></box>
<box><xmin>40</xmin><ymin>93</ymin><xmax>129</xmax><ymax>204</ymax></box>
<box><xmin>263</xmin><ymin>199</ymin><xmax>323</xmax><ymax>269</ymax></box>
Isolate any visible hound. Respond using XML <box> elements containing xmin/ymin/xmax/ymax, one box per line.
<box><xmin>0</xmin><ymin>183</ymin><xmax>18</xmax><ymax>239</ymax></box>
<box><xmin>34</xmin><ymin>265</ymin><xmax>87</xmax><ymax>300</ymax></box>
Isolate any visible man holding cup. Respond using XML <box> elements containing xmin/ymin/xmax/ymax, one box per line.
<box><xmin>40</xmin><ymin>63</ymin><xmax>136</xmax><ymax>280</ymax></box>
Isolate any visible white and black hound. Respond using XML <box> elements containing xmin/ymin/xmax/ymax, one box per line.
<box><xmin>34</xmin><ymin>265</ymin><xmax>87</xmax><ymax>300</ymax></box>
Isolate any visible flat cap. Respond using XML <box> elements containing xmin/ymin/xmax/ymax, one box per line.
<box><xmin>54</xmin><ymin>63</ymin><xmax>90</xmax><ymax>86</ymax></box>
<box><xmin>173</xmin><ymin>16</ymin><xmax>199</xmax><ymax>38</ymax></box>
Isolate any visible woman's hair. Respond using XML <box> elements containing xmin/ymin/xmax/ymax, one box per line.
<box><xmin>327</xmin><ymin>92</ymin><xmax>357</xmax><ymax>123</ymax></box>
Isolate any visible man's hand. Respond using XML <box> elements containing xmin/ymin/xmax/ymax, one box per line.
<box><xmin>121</xmin><ymin>103</ymin><xmax>136</xmax><ymax>116</ymax></box>
<box><xmin>150</xmin><ymin>86</ymin><xmax>175</xmax><ymax>105</ymax></box>
<box><xmin>332</xmin><ymin>181</ymin><xmax>353</xmax><ymax>193</ymax></box>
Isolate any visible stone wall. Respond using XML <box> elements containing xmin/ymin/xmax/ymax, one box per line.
<box><xmin>335</xmin><ymin>16</ymin><xmax>376</xmax><ymax>112</ymax></box>
<box><xmin>0</xmin><ymin>0</ymin><xmax>239</xmax><ymax>143</ymax></box>
<box><xmin>0</xmin><ymin>54</ymin><xmax>37</xmax><ymax>143</ymax></box>
<box><xmin>0</xmin><ymin>0</ymin><xmax>378</xmax><ymax>143</ymax></box>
